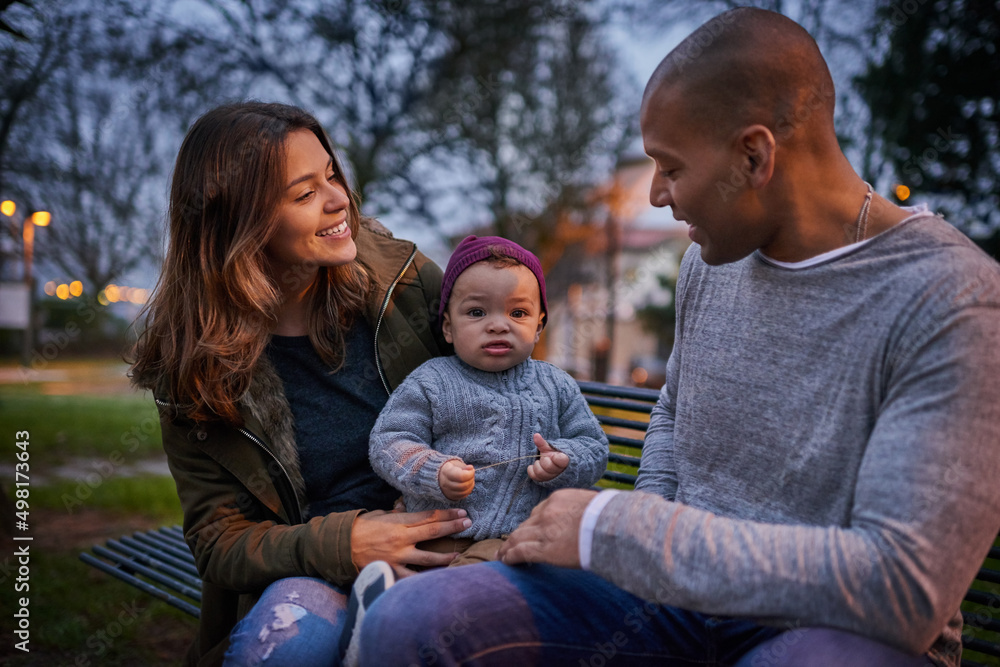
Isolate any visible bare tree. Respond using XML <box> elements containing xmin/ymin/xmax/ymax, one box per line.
<box><xmin>1</xmin><ymin>0</ymin><xmax>193</xmax><ymax>292</ymax></box>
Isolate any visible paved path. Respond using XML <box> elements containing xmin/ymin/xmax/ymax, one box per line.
<box><xmin>0</xmin><ymin>359</ymin><xmax>141</xmax><ymax>396</ymax></box>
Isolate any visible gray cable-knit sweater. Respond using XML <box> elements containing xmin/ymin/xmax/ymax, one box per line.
<box><xmin>590</xmin><ymin>213</ymin><xmax>1000</xmax><ymax>667</ymax></box>
<box><xmin>370</xmin><ymin>356</ymin><xmax>608</xmax><ymax>540</ymax></box>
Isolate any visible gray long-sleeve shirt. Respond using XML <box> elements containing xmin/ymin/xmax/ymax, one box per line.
<box><xmin>591</xmin><ymin>213</ymin><xmax>1000</xmax><ymax>667</ymax></box>
<box><xmin>370</xmin><ymin>355</ymin><xmax>608</xmax><ymax>540</ymax></box>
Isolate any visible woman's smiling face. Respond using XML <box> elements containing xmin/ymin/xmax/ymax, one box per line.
<box><xmin>265</xmin><ymin>129</ymin><xmax>356</xmax><ymax>283</ymax></box>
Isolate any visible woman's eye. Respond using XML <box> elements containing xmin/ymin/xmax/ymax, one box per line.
<box><xmin>296</xmin><ymin>190</ymin><xmax>315</xmax><ymax>202</ymax></box>
<box><xmin>327</xmin><ymin>172</ymin><xmax>338</xmax><ymax>183</ymax></box>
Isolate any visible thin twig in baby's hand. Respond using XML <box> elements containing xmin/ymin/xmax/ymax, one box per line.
<box><xmin>474</xmin><ymin>454</ymin><xmax>541</xmax><ymax>473</ymax></box>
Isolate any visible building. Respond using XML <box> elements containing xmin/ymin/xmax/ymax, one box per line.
<box><xmin>543</xmin><ymin>155</ymin><xmax>691</xmax><ymax>387</ymax></box>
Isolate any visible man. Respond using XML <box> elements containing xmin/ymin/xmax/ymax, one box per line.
<box><xmin>359</xmin><ymin>9</ymin><xmax>1000</xmax><ymax>666</ymax></box>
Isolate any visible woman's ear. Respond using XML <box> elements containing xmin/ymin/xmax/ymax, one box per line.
<box><xmin>739</xmin><ymin>124</ymin><xmax>776</xmax><ymax>189</ymax></box>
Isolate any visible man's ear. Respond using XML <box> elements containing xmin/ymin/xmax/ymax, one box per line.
<box><xmin>442</xmin><ymin>311</ymin><xmax>454</xmax><ymax>344</ymax></box>
<box><xmin>739</xmin><ymin>124</ymin><xmax>776</xmax><ymax>188</ymax></box>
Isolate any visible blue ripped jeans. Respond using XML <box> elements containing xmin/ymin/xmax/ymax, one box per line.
<box><xmin>224</xmin><ymin>577</ymin><xmax>347</xmax><ymax>667</ymax></box>
<box><xmin>359</xmin><ymin>562</ymin><xmax>933</xmax><ymax>666</ymax></box>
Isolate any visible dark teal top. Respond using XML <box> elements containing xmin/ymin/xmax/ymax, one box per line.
<box><xmin>266</xmin><ymin>318</ymin><xmax>395</xmax><ymax>517</ymax></box>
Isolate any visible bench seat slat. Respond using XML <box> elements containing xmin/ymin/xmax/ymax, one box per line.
<box><xmin>131</xmin><ymin>531</ymin><xmax>197</xmax><ymax>565</ymax></box>
<box><xmin>104</xmin><ymin>540</ymin><xmax>203</xmax><ymax>588</ymax></box>
<box><xmin>129</xmin><ymin>531</ymin><xmax>196</xmax><ymax>566</ymax></box>
<box><xmin>119</xmin><ymin>536</ymin><xmax>201</xmax><ymax>578</ymax></box>
<box><xmin>79</xmin><ymin>553</ymin><xmax>202</xmax><ymax>618</ymax></box>
<box><xmin>91</xmin><ymin>545</ymin><xmax>202</xmax><ymax>601</ymax></box>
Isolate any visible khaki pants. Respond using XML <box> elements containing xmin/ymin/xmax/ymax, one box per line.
<box><xmin>416</xmin><ymin>536</ymin><xmax>507</xmax><ymax>567</ymax></box>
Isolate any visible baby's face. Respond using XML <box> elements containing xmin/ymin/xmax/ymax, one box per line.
<box><xmin>442</xmin><ymin>262</ymin><xmax>544</xmax><ymax>373</ymax></box>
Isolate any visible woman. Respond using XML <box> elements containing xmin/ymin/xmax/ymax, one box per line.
<box><xmin>131</xmin><ymin>102</ymin><xmax>469</xmax><ymax>666</ymax></box>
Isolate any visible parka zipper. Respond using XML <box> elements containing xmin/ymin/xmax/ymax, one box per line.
<box><xmin>373</xmin><ymin>245</ymin><xmax>418</xmax><ymax>395</ymax></box>
<box><xmin>236</xmin><ymin>426</ymin><xmax>303</xmax><ymax>525</ymax></box>
<box><xmin>155</xmin><ymin>397</ymin><xmax>303</xmax><ymax>524</ymax></box>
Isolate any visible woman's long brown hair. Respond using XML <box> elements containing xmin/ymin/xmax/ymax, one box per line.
<box><xmin>130</xmin><ymin>102</ymin><xmax>370</xmax><ymax>425</ymax></box>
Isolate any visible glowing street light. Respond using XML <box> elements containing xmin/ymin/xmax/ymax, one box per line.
<box><xmin>1</xmin><ymin>200</ymin><xmax>52</xmax><ymax>365</ymax></box>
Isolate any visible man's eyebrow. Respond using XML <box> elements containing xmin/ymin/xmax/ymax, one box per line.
<box><xmin>645</xmin><ymin>146</ymin><xmax>680</xmax><ymax>162</ymax></box>
<box><xmin>286</xmin><ymin>157</ymin><xmax>334</xmax><ymax>190</ymax></box>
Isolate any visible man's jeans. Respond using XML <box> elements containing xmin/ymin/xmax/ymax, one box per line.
<box><xmin>360</xmin><ymin>562</ymin><xmax>932</xmax><ymax>666</ymax></box>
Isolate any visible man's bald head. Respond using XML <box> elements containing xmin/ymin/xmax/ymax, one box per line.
<box><xmin>643</xmin><ymin>8</ymin><xmax>836</xmax><ymax>144</ymax></box>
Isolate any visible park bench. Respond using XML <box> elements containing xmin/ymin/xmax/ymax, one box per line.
<box><xmin>80</xmin><ymin>380</ymin><xmax>1000</xmax><ymax>665</ymax></box>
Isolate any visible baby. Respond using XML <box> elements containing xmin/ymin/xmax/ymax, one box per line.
<box><xmin>368</xmin><ymin>234</ymin><xmax>609</xmax><ymax>566</ymax></box>
<box><xmin>341</xmin><ymin>236</ymin><xmax>609</xmax><ymax>665</ymax></box>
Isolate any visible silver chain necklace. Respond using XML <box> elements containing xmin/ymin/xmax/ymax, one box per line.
<box><xmin>854</xmin><ymin>182</ymin><xmax>874</xmax><ymax>244</ymax></box>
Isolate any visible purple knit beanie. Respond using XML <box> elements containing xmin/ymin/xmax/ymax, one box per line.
<box><xmin>439</xmin><ymin>235</ymin><xmax>548</xmax><ymax>323</ymax></box>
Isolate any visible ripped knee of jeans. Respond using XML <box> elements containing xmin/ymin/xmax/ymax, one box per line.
<box><xmin>256</xmin><ymin>599</ymin><xmax>309</xmax><ymax>660</ymax></box>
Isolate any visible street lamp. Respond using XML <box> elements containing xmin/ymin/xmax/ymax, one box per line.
<box><xmin>1</xmin><ymin>200</ymin><xmax>52</xmax><ymax>365</ymax></box>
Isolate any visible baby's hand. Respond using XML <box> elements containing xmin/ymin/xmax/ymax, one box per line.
<box><xmin>527</xmin><ymin>434</ymin><xmax>569</xmax><ymax>483</ymax></box>
<box><xmin>439</xmin><ymin>459</ymin><xmax>475</xmax><ymax>500</ymax></box>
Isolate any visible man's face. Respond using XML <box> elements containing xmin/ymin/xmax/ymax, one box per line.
<box><xmin>640</xmin><ymin>85</ymin><xmax>774</xmax><ymax>265</ymax></box>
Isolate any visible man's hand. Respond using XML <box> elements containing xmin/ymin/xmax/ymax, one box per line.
<box><xmin>527</xmin><ymin>434</ymin><xmax>570</xmax><ymax>483</ymax></box>
<box><xmin>439</xmin><ymin>459</ymin><xmax>475</xmax><ymax>500</ymax></box>
<box><xmin>498</xmin><ymin>488</ymin><xmax>598</xmax><ymax>568</ymax></box>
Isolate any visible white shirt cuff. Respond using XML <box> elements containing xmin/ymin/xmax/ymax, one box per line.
<box><xmin>579</xmin><ymin>489</ymin><xmax>621</xmax><ymax>571</ymax></box>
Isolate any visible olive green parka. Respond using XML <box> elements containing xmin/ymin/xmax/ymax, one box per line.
<box><xmin>152</xmin><ymin>221</ymin><xmax>448</xmax><ymax>665</ymax></box>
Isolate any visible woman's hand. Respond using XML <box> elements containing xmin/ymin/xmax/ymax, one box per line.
<box><xmin>439</xmin><ymin>459</ymin><xmax>475</xmax><ymax>500</ymax></box>
<box><xmin>527</xmin><ymin>434</ymin><xmax>569</xmax><ymax>483</ymax></box>
<box><xmin>351</xmin><ymin>508</ymin><xmax>471</xmax><ymax>571</ymax></box>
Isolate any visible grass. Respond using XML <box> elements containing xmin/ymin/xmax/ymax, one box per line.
<box><xmin>0</xmin><ymin>475</ymin><xmax>191</xmax><ymax>665</ymax></box>
<box><xmin>0</xmin><ymin>386</ymin><xmax>162</xmax><ymax>464</ymax></box>
<box><xmin>0</xmin><ymin>359</ymin><xmax>192</xmax><ymax>664</ymax></box>
<box><xmin>31</xmin><ymin>474</ymin><xmax>182</xmax><ymax>516</ymax></box>
<box><xmin>0</xmin><ymin>544</ymin><xmax>194</xmax><ymax>666</ymax></box>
